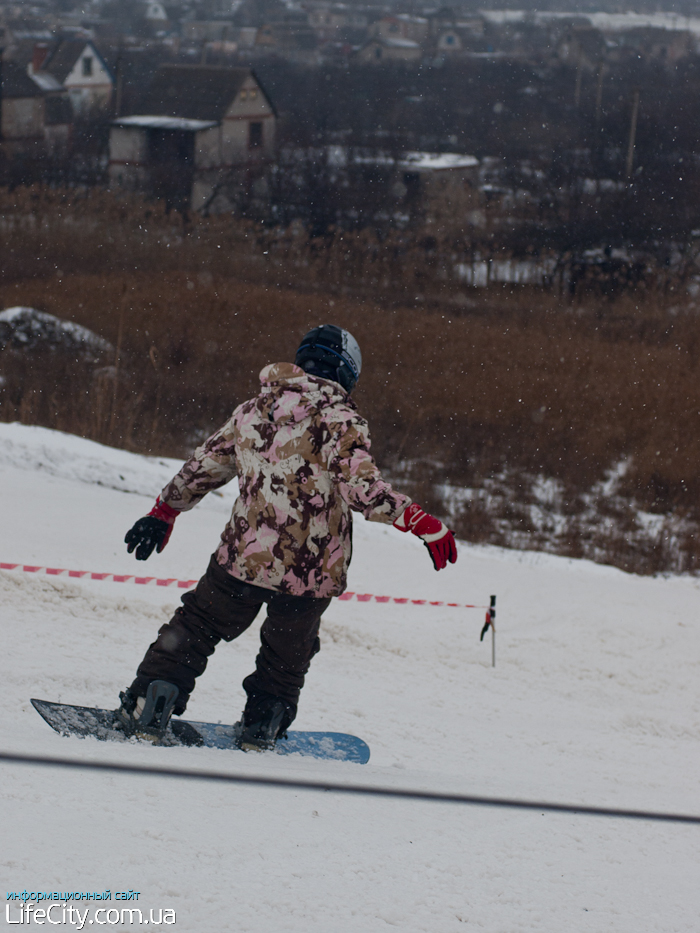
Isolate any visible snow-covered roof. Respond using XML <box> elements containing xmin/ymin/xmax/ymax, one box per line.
<box><xmin>399</xmin><ymin>151</ymin><xmax>479</xmax><ymax>172</ymax></box>
<box><xmin>112</xmin><ymin>115</ymin><xmax>218</xmax><ymax>132</ymax></box>
<box><xmin>482</xmin><ymin>9</ymin><xmax>700</xmax><ymax>36</ymax></box>
<box><xmin>29</xmin><ymin>70</ymin><xmax>64</xmax><ymax>93</ymax></box>
<box><xmin>377</xmin><ymin>37</ymin><xmax>420</xmax><ymax>49</ymax></box>
<box><xmin>325</xmin><ymin>146</ymin><xmax>478</xmax><ymax>172</ymax></box>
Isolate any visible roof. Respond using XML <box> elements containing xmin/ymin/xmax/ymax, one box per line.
<box><xmin>44</xmin><ymin>39</ymin><xmax>112</xmax><ymax>83</ymax></box>
<box><xmin>1</xmin><ymin>61</ymin><xmax>43</xmax><ymax>99</ymax></box>
<box><xmin>141</xmin><ymin>65</ymin><xmax>254</xmax><ymax>122</ymax></box>
<box><xmin>30</xmin><ymin>71</ymin><xmax>64</xmax><ymax>93</ymax></box>
<box><xmin>369</xmin><ymin>37</ymin><xmax>421</xmax><ymax>49</ymax></box>
<box><xmin>399</xmin><ymin>152</ymin><xmax>479</xmax><ymax>171</ymax></box>
<box><xmin>113</xmin><ymin>115</ymin><xmax>218</xmax><ymax>132</ymax></box>
<box><xmin>327</xmin><ymin>146</ymin><xmax>479</xmax><ymax>172</ymax></box>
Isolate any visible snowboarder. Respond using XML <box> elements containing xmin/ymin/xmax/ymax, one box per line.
<box><xmin>118</xmin><ymin>325</ymin><xmax>457</xmax><ymax>749</ymax></box>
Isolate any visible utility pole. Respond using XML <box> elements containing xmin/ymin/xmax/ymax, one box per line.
<box><xmin>0</xmin><ymin>44</ymin><xmax>4</xmax><ymax>145</ymax></box>
<box><xmin>114</xmin><ymin>47</ymin><xmax>123</xmax><ymax>118</ymax></box>
<box><xmin>625</xmin><ymin>88</ymin><xmax>640</xmax><ymax>181</ymax></box>
<box><xmin>594</xmin><ymin>61</ymin><xmax>604</xmax><ymax>128</ymax></box>
<box><xmin>574</xmin><ymin>52</ymin><xmax>583</xmax><ymax>107</ymax></box>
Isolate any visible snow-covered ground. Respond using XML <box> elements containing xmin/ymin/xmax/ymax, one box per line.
<box><xmin>483</xmin><ymin>9</ymin><xmax>700</xmax><ymax>37</ymax></box>
<box><xmin>1</xmin><ymin>422</ymin><xmax>699</xmax><ymax>932</ymax></box>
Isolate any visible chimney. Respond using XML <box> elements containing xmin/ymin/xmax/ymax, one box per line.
<box><xmin>32</xmin><ymin>42</ymin><xmax>50</xmax><ymax>74</ymax></box>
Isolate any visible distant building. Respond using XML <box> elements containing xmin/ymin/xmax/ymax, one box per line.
<box><xmin>370</xmin><ymin>15</ymin><xmax>430</xmax><ymax>45</ymax></box>
<box><xmin>393</xmin><ymin>152</ymin><xmax>480</xmax><ymax>229</ymax></box>
<box><xmin>609</xmin><ymin>27</ymin><xmax>693</xmax><ymax>65</ymax></box>
<box><xmin>0</xmin><ymin>46</ymin><xmax>75</xmax><ymax>156</ymax></box>
<box><xmin>425</xmin><ymin>10</ymin><xmax>486</xmax><ymax>57</ymax></box>
<box><xmin>556</xmin><ymin>26</ymin><xmax>607</xmax><ymax>70</ymax></box>
<box><xmin>358</xmin><ymin>37</ymin><xmax>422</xmax><ymax>63</ymax></box>
<box><xmin>307</xmin><ymin>4</ymin><xmax>369</xmax><ymax>44</ymax></box>
<box><xmin>435</xmin><ymin>29</ymin><xmax>462</xmax><ymax>53</ymax></box>
<box><xmin>144</xmin><ymin>2</ymin><xmax>169</xmax><ymax>23</ymax></box>
<box><xmin>35</xmin><ymin>40</ymin><xmax>113</xmax><ymax>115</ymax></box>
<box><xmin>255</xmin><ymin>21</ymin><xmax>320</xmax><ymax>63</ymax></box>
<box><xmin>319</xmin><ymin>147</ymin><xmax>480</xmax><ymax>230</ymax></box>
<box><xmin>28</xmin><ymin>55</ymin><xmax>75</xmax><ymax>153</ymax></box>
<box><xmin>0</xmin><ymin>61</ymin><xmax>45</xmax><ymax>154</ymax></box>
<box><xmin>182</xmin><ymin>21</ymin><xmax>236</xmax><ymax>42</ymax></box>
<box><xmin>109</xmin><ymin>65</ymin><xmax>277</xmax><ymax>212</ymax></box>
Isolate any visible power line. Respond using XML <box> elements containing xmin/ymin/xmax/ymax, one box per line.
<box><xmin>1</xmin><ymin>750</ymin><xmax>698</xmax><ymax>825</ymax></box>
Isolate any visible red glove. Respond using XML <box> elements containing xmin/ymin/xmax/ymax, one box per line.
<box><xmin>393</xmin><ymin>503</ymin><xmax>458</xmax><ymax>571</ymax></box>
<box><xmin>125</xmin><ymin>497</ymin><xmax>179</xmax><ymax>561</ymax></box>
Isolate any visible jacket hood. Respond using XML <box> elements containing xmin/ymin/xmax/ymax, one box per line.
<box><xmin>257</xmin><ymin>362</ymin><xmax>354</xmax><ymax>425</ymax></box>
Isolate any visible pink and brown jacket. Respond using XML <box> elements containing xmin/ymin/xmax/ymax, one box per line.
<box><xmin>160</xmin><ymin>362</ymin><xmax>411</xmax><ymax>598</ymax></box>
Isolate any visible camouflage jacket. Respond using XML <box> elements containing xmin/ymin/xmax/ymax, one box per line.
<box><xmin>160</xmin><ymin>362</ymin><xmax>411</xmax><ymax>598</ymax></box>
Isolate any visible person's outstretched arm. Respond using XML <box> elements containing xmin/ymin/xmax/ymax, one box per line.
<box><xmin>329</xmin><ymin>419</ymin><xmax>457</xmax><ymax>571</ymax></box>
<box><xmin>125</xmin><ymin>421</ymin><xmax>240</xmax><ymax>561</ymax></box>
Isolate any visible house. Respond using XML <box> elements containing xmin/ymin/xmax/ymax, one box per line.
<box><xmin>318</xmin><ymin>147</ymin><xmax>480</xmax><ymax>230</ymax></box>
<box><xmin>183</xmin><ymin>21</ymin><xmax>236</xmax><ymax>42</ymax></box>
<box><xmin>35</xmin><ymin>39</ymin><xmax>113</xmax><ymax>115</ymax></box>
<box><xmin>108</xmin><ymin>65</ymin><xmax>277</xmax><ymax>212</ymax></box>
<box><xmin>144</xmin><ymin>2</ymin><xmax>169</xmax><ymax>23</ymax></box>
<box><xmin>435</xmin><ymin>29</ymin><xmax>462</xmax><ymax>54</ymax></box>
<box><xmin>233</xmin><ymin>0</ymin><xmax>289</xmax><ymax>29</ymax></box>
<box><xmin>394</xmin><ymin>152</ymin><xmax>480</xmax><ymax>230</ymax></box>
<box><xmin>307</xmin><ymin>5</ymin><xmax>369</xmax><ymax>44</ymax></box>
<box><xmin>370</xmin><ymin>15</ymin><xmax>430</xmax><ymax>45</ymax></box>
<box><xmin>42</xmin><ymin>95</ymin><xmax>74</xmax><ymax>153</ymax></box>
<box><xmin>428</xmin><ymin>10</ymin><xmax>484</xmax><ymax>39</ymax></box>
<box><xmin>556</xmin><ymin>26</ymin><xmax>607</xmax><ymax>70</ymax></box>
<box><xmin>357</xmin><ymin>37</ymin><xmax>422</xmax><ymax>64</ymax></box>
<box><xmin>254</xmin><ymin>21</ymin><xmax>320</xmax><ymax>63</ymax></box>
<box><xmin>27</xmin><ymin>44</ymin><xmax>75</xmax><ymax>152</ymax></box>
<box><xmin>423</xmin><ymin>9</ymin><xmax>486</xmax><ymax>57</ymax></box>
<box><xmin>0</xmin><ymin>61</ymin><xmax>45</xmax><ymax>155</ymax></box>
<box><xmin>609</xmin><ymin>27</ymin><xmax>693</xmax><ymax>65</ymax></box>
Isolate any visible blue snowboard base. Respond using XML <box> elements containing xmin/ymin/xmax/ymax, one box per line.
<box><xmin>31</xmin><ymin>699</ymin><xmax>370</xmax><ymax>764</ymax></box>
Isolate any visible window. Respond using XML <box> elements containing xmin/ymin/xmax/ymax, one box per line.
<box><xmin>240</xmin><ymin>89</ymin><xmax>248</xmax><ymax>100</ymax></box>
<box><xmin>82</xmin><ymin>56</ymin><xmax>93</xmax><ymax>77</ymax></box>
<box><xmin>248</xmin><ymin>121</ymin><xmax>263</xmax><ymax>148</ymax></box>
<box><xmin>250</xmin><ymin>88</ymin><xmax>258</xmax><ymax>100</ymax></box>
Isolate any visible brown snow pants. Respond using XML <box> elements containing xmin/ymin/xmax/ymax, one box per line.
<box><xmin>129</xmin><ymin>555</ymin><xmax>331</xmax><ymax>718</ymax></box>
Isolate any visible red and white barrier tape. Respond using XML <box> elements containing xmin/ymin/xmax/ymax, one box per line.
<box><xmin>338</xmin><ymin>591</ymin><xmax>487</xmax><ymax>608</ymax></box>
<box><xmin>0</xmin><ymin>562</ymin><xmax>489</xmax><ymax>609</ymax></box>
<box><xmin>0</xmin><ymin>562</ymin><xmax>198</xmax><ymax>589</ymax></box>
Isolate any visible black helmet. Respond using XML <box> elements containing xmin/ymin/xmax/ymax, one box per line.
<box><xmin>295</xmin><ymin>325</ymin><xmax>362</xmax><ymax>394</ymax></box>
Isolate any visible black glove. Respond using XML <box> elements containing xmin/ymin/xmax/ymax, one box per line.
<box><xmin>124</xmin><ymin>517</ymin><xmax>171</xmax><ymax>561</ymax></box>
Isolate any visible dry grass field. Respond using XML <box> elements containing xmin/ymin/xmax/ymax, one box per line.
<box><xmin>2</xmin><ymin>187</ymin><xmax>700</xmax><ymax>573</ymax></box>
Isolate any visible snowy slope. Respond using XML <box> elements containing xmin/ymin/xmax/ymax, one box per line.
<box><xmin>1</xmin><ymin>422</ymin><xmax>700</xmax><ymax>932</ymax></box>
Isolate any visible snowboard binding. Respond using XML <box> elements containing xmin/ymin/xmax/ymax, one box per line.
<box><xmin>117</xmin><ymin>680</ymin><xmax>179</xmax><ymax>741</ymax></box>
<box><xmin>235</xmin><ymin>698</ymin><xmax>291</xmax><ymax>752</ymax></box>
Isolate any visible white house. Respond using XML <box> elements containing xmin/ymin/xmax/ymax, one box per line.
<box><xmin>38</xmin><ymin>40</ymin><xmax>113</xmax><ymax>115</ymax></box>
<box><xmin>144</xmin><ymin>1</ymin><xmax>168</xmax><ymax>22</ymax></box>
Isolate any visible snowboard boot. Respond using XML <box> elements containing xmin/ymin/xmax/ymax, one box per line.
<box><xmin>117</xmin><ymin>680</ymin><xmax>179</xmax><ymax>740</ymax></box>
<box><xmin>235</xmin><ymin>696</ymin><xmax>294</xmax><ymax>752</ymax></box>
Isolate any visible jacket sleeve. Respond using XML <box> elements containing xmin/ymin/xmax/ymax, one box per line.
<box><xmin>328</xmin><ymin>417</ymin><xmax>411</xmax><ymax>523</ymax></box>
<box><xmin>159</xmin><ymin>418</ymin><xmax>240</xmax><ymax>512</ymax></box>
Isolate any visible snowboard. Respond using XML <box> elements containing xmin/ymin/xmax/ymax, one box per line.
<box><xmin>31</xmin><ymin>699</ymin><xmax>370</xmax><ymax>764</ymax></box>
